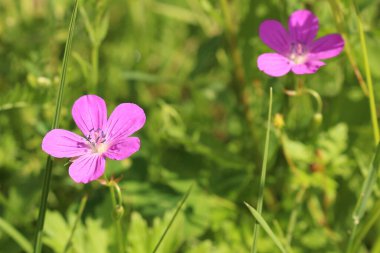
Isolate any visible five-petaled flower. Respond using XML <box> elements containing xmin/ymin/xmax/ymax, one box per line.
<box><xmin>257</xmin><ymin>10</ymin><xmax>344</xmax><ymax>77</ymax></box>
<box><xmin>42</xmin><ymin>95</ymin><xmax>146</xmax><ymax>184</ymax></box>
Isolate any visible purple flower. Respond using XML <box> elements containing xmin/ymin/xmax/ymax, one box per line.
<box><xmin>257</xmin><ymin>10</ymin><xmax>344</xmax><ymax>77</ymax></box>
<box><xmin>42</xmin><ymin>95</ymin><xmax>146</xmax><ymax>184</ymax></box>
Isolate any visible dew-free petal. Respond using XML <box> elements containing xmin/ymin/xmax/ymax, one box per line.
<box><xmin>42</xmin><ymin>129</ymin><xmax>89</xmax><ymax>158</ymax></box>
<box><xmin>72</xmin><ymin>95</ymin><xmax>107</xmax><ymax>137</ymax></box>
<box><xmin>68</xmin><ymin>154</ymin><xmax>105</xmax><ymax>183</ymax></box>
<box><xmin>105</xmin><ymin>103</ymin><xmax>146</xmax><ymax>141</ymax></box>
<box><xmin>259</xmin><ymin>20</ymin><xmax>290</xmax><ymax>54</ymax></box>
<box><xmin>288</xmin><ymin>10</ymin><xmax>318</xmax><ymax>45</ymax></box>
<box><xmin>105</xmin><ymin>137</ymin><xmax>140</xmax><ymax>160</ymax></box>
<box><xmin>257</xmin><ymin>53</ymin><xmax>292</xmax><ymax>77</ymax></box>
<box><xmin>310</xmin><ymin>34</ymin><xmax>344</xmax><ymax>60</ymax></box>
<box><xmin>291</xmin><ymin>60</ymin><xmax>325</xmax><ymax>75</ymax></box>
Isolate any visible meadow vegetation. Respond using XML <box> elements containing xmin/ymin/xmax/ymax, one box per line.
<box><xmin>1</xmin><ymin>0</ymin><xmax>380</xmax><ymax>252</ymax></box>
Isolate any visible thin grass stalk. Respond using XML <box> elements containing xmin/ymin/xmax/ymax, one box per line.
<box><xmin>251</xmin><ymin>87</ymin><xmax>273</xmax><ymax>253</ymax></box>
<box><xmin>286</xmin><ymin>187</ymin><xmax>306</xmax><ymax>245</ymax></box>
<box><xmin>33</xmin><ymin>1</ymin><xmax>79</xmax><ymax>252</ymax></box>
<box><xmin>152</xmin><ymin>184</ymin><xmax>193</xmax><ymax>253</ymax></box>
<box><xmin>218</xmin><ymin>0</ymin><xmax>254</xmax><ymax>134</ymax></box>
<box><xmin>328</xmin><ymin>0</ymin><xmax>368</xmax><ymax>96</ymax></box>
<box><xmin>346</xmin><ymin>144</ymin><xmax>380</xmax><ymax>253</ymax></box>
<box><xmin>354</xmin><ymin>5</ymin><xmax>380</xmax><ymax>144</ymax></box>
<box><xmin>63</xmin><ymin>194</ymin><xmax>88</xmax><ymax>253</ymax></box>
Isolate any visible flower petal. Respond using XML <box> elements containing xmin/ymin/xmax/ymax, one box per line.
<box><xmin>72</xmin><ymin>95</ymin><xmax>107</xmax><ymax>136</ymax></box>
<box><xmin>105</xmin><ymin>103</ymin><xmax>146</xmax><ymax>141</ymax></box>
<box><xmin>105</xmin><ymin>137</ymin><xmax>140</xmax><ymax>160</ymax></box>
<box><xmin>42</xmin><ymin>129</ymin><xmax>89</xmax><ymax>158</ymax></box>
<box><xmin>259</xmin><ymin>20</ymin><xmax>290</xmax><ymax>54</ymax></box>
<box><xmin>310</xmin><ymin>34</ymin><xmax>344</xmax><ymax>60</ymax></box>
<box><xmin>257</xmin><ymin>53</ymin><xmax>291</xmax><ymax>77</ymax></box>
<box><xmin>291</xmin><ymin>60</ymin><xmax>325</xmax><ymax>75</ymax></box>
<box><xmin>288</xmin><ymin>10</ymin><xmax>319</xmax><ymax>45</ymax></box>
<box><xmin>68</xmin><ymin>154</ymin><xmax>105</xmax><ymax>183</ymax></box>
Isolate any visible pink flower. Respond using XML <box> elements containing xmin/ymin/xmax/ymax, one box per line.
<box><xmin>257</xmin><ymin>10</ymin><xmax>344</xmax><ymax>77</ymax></box>
<box><xmin>42</xmin><ymin>95</ymin><xmax>146</xmax><ymax>184</ymax></box>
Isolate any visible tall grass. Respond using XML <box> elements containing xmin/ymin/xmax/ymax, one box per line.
<box><xmin>33</xmin><ymin>1</ymin><xmax>79</xmax><ymax>252</ymax></box>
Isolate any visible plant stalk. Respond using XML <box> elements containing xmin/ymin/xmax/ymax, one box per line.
<box><xmin>33</xmin><ymin>1</ymin><xmax>79</xmax><ymax>252</ymax></box>
<box><xmin>251</xmin><ymin>88</ymin><xmax>273</xmax><ymax>253</ymax></box>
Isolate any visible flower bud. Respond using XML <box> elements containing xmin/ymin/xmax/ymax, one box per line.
<box><xmin>113</xmin><ymin>205</ymin><xmax>124</xmax><ymax>220</ymax></box>
<box><xmin>313</xmin><ymin>113</ymin><xmax>323</xmax><ymax>126</ymax></box>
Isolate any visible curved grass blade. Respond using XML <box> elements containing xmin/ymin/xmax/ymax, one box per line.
<box><xmin>347</xmin><ymin>143</ymin><xmax>380</xmax><ymax>253</ymax></box>
<box><xmin>351</xmin><ymin>200</ymin><xmax>380</xmax><ymax>253</ymax></box>
<box><xmin>251</xmin><ymin>87</ymin><xmax>273</xmax><ymax>253</ymax></box>
<box><xmin>33</xmin><ymin>1</ymin><xmax>79</xmax><ymax>253</ymax></box>
<box><xmin>152</xmin><ymin>184</ymin><xmax>193</xmax><ymax>253</ymax></box>
<box><xmin>0</xmin><ymin>217</ymin><xmax>32</xmax><ymax>253</ymax></box>
<box><xmin>245</xmin><ymin>202</ymin><xmax>287</xmax><ymax>253</ymax></box>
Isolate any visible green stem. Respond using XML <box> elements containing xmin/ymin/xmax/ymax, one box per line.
<box><xmin>33</xmin><ymin>2</ymin><xmax>79</xmax><ymax>252</ymax></box>
<box><xmin>304</xmin><ymin>88</ymin><xmax>323</xmax><ymax>115</ymax></box>
<box><xmin>285</xmin><ymin>86</ymin><xmax>323</xmax><ymax>119</ymax></box>
<box><xmin>251</xmin><ymin>88</ymin><xmax>273</xmax><ymax>253</ymax></box>
<box><xmin>328</xmin><ymin>0</ymin><xmax>368</xmax><ymax>96</ymax></box>
<box><xmin>91</xmin><ymin>44</ymin><xmax>100</xmax><ymax>93</ymax></box>
<box><xmin>286</xmin><ymin>187</ymin><xmax>306</xmax><ymax>245</ymax></box>
<box><xmin>355</xmin><ymin>7</ymin><xmax>379</xmax><ymax>144</ymax></box>
<box><xmin>110</xmin><ymin>184</ymin><xmax>125</xmax><ymax>253</ymax></box>
<box><xmin>152</xmin><ymin>185</ymin><xmax>193</xmax><ymax>253</ymax></box>
<box><xmin>350</xmin><ymin>199</ymin><xmax>380</xmax><ymax>253</ymax></box>
<box><xmin>63</xmin><ymin>195</ymin><xmax>88</xmax><ymax>253</ymax></box>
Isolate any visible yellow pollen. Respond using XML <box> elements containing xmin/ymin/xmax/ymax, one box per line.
<box><xmin>94</xmin><ymin>143</ymin><xmax>108</xmax><ymax>154</ymax></box>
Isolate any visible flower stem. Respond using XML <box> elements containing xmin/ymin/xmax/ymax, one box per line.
<box><xmin>109</xmin><ymin>182</ymin><xmax>125</xmax><ymax>253</ymax></box>
<box><xmin>33</xmin><ymin>2</ymin><xmax>79</xmax><ymax>252</ymax></box>
<box><xmin>304</xmin><ymin>88</ymin><xmax>323</xmax><ymax>115</ymax></box>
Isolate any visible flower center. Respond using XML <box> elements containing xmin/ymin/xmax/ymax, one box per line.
<box><xmin>85</xmin><ymin>128</ymin><xmax>108</xmax><ymax>154</ymax></box>
<box><xmin>289</xmin><ymin>42</ymin><xmax>308</xmax><ymax>64</ymax></box>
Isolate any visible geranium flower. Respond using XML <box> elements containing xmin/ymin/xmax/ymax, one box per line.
<box><xmin>42</xmin><ymin>95</ymin><xmax>146</xmax><ymax>183</ymax></box>
<box><xmin>257</xmin><ymin>10</ymin><xmax>344</xmax><ymax>77</ymax></box>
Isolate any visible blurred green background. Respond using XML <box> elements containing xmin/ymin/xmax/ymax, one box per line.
<box><xmin>1</xmin><ymin>0</ymin><xmax>380</xmax><ymax>252</ymax></box>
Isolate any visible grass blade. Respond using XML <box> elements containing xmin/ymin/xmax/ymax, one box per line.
<box><xmin>0</xmin><ymin>217</ymin><xmax>32</xmax><ymax>253</ymax></box>
<box><xmin>353</xmin><ymin>2</ymin><xmax>379</xmax><ymax>144</ymax></box>
<box><xmin>351</xmin><ymin>200</ymin><xmax>380</xmax><ymax>253</ymax></box>
<box><xmin>245</xmin><ymin>202</ymin><xmax>287</xmax><ymax>253</ymax></box>
<box><xmin>152</xmin><ymin>184</ymin><xmax>193</xmax><ymax>253</ymax></box>
<box><xmin>251</xmin><ymin>87</ymin><xmax>273</xmax><ymax>253</ymax></box>
<box><xmin>63</xmin><ymin>194</ymin><xmax>88</xmax><ymax>253</ymax></box>
<box><xmin>33</xmin><ymin>1</ymin><xmax>79</xmax><ymax>253</ymax></box>
<box><xmin>347</xmin><ymin>143</ymin><xmax>380</xmax><ymax>253</ymax></box>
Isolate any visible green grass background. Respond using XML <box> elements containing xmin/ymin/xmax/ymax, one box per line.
<box><xmin>1</xmin><ymin>0</ymin><xmax>380</xmax><ymax>252</ymax></box>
